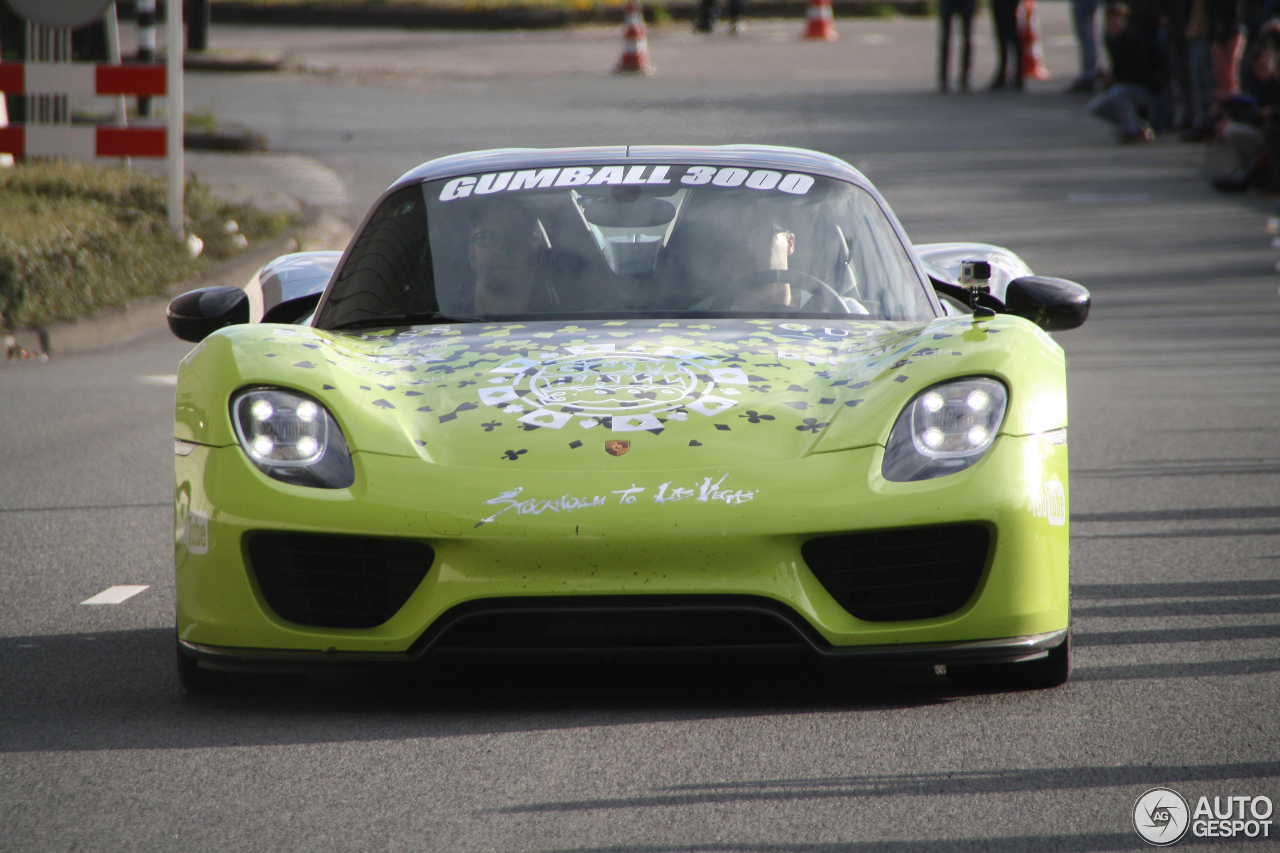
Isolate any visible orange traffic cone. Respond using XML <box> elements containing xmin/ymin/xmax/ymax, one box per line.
<box><xmin>615</xmin><ymin>0</ymin><xmax>654</xmax><ymax>75</ymax></box>
<box><xmin>1018</xmin><ymin>0</ymin><xmax>1051</xmax><ymax>81</ymax></box>
<box><xmin>803</xmin><ymin>0</ymin><xmax>837</xmax><ymax>41</ymax></box>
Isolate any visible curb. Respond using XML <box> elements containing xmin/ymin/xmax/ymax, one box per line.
<box><xmin>184</xmin><ymin>52</ymin><xmax>289</xmax><ymax>73</ymax></box>
<box><xmin>185</xmin><ymin>128</ymin><xmax>269</xmax><ymax>152</ymax></box>
<box><xmin>6</xmin><ymin>211</ymin><xmax>352</xmax><ymax>360</ymax></box>
<box><xmin>118</xmin><ymin>0</ymin><xmax>929</xmax><ymax>31</ymax></box>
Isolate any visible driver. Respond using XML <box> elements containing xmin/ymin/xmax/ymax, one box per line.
<box><xmin>468</xmin><ymin>204</ymin><xmax>545</xmax><ymax>314</ymax></box>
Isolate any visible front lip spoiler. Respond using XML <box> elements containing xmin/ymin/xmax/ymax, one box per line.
<box><xmin>179</xmin><ymin>594</ymin><xmax>1067</xmax><ymax>674</ymax></box>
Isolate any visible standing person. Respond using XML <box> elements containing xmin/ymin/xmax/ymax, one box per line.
<box><xmin>938</xmin><ymin>0</ymin><xmax>977</xmax><ymax>92</ymax></box>
<box><xmin>1182</xmin><ymin>0</ymin><xmax>1216</xmax><ymax>136</ymax></box>
<box><xmin>1067</xmin><ymin>0</ymin><xmax>1102</xmax><ymax>92</ymax></box>
<box><xmin>695</xmin><ymin>0</ymin><xmax>745</xmax><ymax>34</ymax></box>
<box><xmin>1163</xmin><ymin>0</ymin><xmax>1195</xmax><ymax>129</ymax></box>
<box><xmin>1087</xmin><ymin>2</ymin><xmax>1166</xmax><ymax>140</ymax></box>
<box><xmin>990</xmin><ymin>0</ymin><xmax>1025</xmax><ymax>89</ymax></box>
<box><xmin>1208</xmin><ymin>0</ymin><xmax>1243</xmax><ymax>98</ymax></box>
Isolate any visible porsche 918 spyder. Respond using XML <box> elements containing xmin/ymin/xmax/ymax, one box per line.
<box><xmin>167</xmin><ymin>145</ymin><xmax>1089</xmax><ymax>693</ymax></box>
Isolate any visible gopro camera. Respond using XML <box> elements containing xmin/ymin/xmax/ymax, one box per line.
<box><xmin>958</xmin><ymin>260</ymin><xmax>992</xmax><ymax>285</ymax></box>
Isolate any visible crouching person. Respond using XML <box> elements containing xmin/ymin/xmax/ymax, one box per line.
<box><xmin>1208</xmin><ymin>32</ymin><xmax>1280</xmax><ymax>190</ymax></box>
<box><xmin>1088</xmin><ymin>2</ymin><xmax>1165</xmax><ymax>141</ymax></box>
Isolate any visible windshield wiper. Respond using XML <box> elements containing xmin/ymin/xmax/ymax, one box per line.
<box><xmin>327</xmin><ymin>312</ymin><xmax>480</xmax><ymax>331</ymax></box>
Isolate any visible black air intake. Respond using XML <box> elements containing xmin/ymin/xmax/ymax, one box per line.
<box><xmin>801</xmin><ymin>525</ymin><xmax>990</xmax><ymax>622</ymax></box>
<box><xmin>248</xmin><ymin>532</ymin><xmax>434</xmax><ymax>629</ymax></box>
<box><xmin>428</xmin><ymin>596</ymin><xmax>813</xmax><ymax>650</ymax></box>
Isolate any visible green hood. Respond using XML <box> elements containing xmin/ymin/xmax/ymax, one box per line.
<box><xmin>178</xmin><ymin>317</ymin><xmax>1067</xmax><ymax>471</ymax></box>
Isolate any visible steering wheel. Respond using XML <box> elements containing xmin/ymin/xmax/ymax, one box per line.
<box><xmin>709</xmin><ymin>269</ymin><xmax>854</xmax><ymax>314</ymax></box>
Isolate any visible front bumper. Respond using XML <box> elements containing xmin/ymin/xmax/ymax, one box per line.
<box><xmin>180</xmin><ymin>600</ymin><xmax>1068</xmax><ymax>673</ymax></box>
<box><xmin>175</xmin><ymin>434</ymin><xmax>1070</xmax><ymax>657</ymax></box>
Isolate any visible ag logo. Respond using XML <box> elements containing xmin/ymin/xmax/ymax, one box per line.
<box><xmin>604</xmin><ymin>440</ymin><xmax>630</xmax><ymax>456</ymax></box>
<box><xmin>1134</xmin><ymin>787</ymin><xmax>1190</xmax><ymax>846</ymax></box>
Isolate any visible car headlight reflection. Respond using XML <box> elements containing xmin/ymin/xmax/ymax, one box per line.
<box><xmin>231</xmin><ymin>387</ymin><xmax>355</xmax><ymax>489</ymax></box>
<box><xmin>882</xmin><ymin>377</ymin><xmax>1008</xmax><ymax>482</ymax></box>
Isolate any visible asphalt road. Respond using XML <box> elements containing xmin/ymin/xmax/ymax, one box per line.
<box><xmin>3</xmin><ymin>8</ymin><xmax>1279</xmax><ymax>852</ymax></box>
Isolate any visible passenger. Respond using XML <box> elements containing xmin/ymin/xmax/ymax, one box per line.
<box><xmin>712</xmin><ymin>213</ymin><xmax>799</xmax><ymax>311</ymax></box>
<box><xmin>468</xmin><ymin>205</ymin><xmax>545</xmax><ymax>314</ymax></box>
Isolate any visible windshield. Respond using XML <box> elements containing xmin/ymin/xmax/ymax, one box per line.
<box><xmin>315</xmin><ymin>164</ymin><xmax>937</xmax><ymax>328</ymax></box>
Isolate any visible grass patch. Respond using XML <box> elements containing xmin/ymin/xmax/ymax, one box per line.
<box><xmin>0</xmin><ymin>160</ymin><xmax>292</xmax><ymax>329</ymax></box>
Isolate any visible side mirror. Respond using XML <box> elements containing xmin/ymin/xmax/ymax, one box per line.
<box><xmin>167</xmin><ymin>286</ymin><xmax>250</xmax><ymax>343</ymax></box>
<box><xmin>1004</xmin><ymin>276</ymin><xmax>1091</xmax><ymax>331</ymax></box>
<box><xmin>261</xmin><ymin>292</ymin><xmax>323</xmax><ymax>325</ymax></box>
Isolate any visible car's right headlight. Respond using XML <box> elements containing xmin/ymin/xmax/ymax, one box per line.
<box><xmin>881</xmin><ymin>377</ymin><xmax>1008</xmax><ymax>482</ymax></box>
<box><xmin>231</xmin><ymin>387</ymin><xmax>355</xmax><ymax>489</ymax></box>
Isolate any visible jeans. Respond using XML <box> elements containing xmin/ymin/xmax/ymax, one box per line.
<box><xmin>1071</xmin><ymin>0</ymin><xmax>1101</xmax><ymax>81</ymax></box>
<box><xmin>990</xmin><ymin>0</ymin><xmax>1023</xmax><ymax>85</ymax></box>
<box><xmin>1088</xmin><ymin>84</ymin><xmax>1156</xmax><ymax>137</ymax></box>
<box><xmin>938</xmin><ymin>0</ymin><xmax>976</xmax><ymax>89</ymax></box>
<box><xmin>1188</xmin><ymin>39</ymin><xmax>1213</xmax><ymax>127</ymax></box>
<box><xmin>696</xmin><ymin>0</ymin><xmax>743</xmax><ymax>30</ymax></box>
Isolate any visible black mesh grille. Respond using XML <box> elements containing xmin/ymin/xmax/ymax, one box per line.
<box><xmin>247</xmin><ymin>532</ymin><xmax>434</xmax><ymax>629</ymax></box>
<box><xmin>801</xmin><ymin>525</ymin><xmax>990</xmax><ymax>622</ymax></box>
<box><xmin>432</xmin><ymin>597</ymin><xmax>807</xmax><ymax>650</ymax></box>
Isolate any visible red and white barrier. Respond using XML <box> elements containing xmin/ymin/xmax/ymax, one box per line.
<box><xmin>0</xmin><ymin>124</ymin><xmax>165</xmax><ymax>158</ymax></box>
<box><xmin>0</xmin><ymin>62</ymin><xmax>167</xmax><ymax>159</ymax></box>
<box><xmin>0</xmin><ymin>62</ymin><xmax>166</xmax><ymax>97</ymax></box>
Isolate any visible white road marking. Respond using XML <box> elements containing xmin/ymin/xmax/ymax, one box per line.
<box><xmin>81</xmin><ymin>585</ymin><xmax>150</xmax><ymax>605</ymax></box>
<box><xmin>137</xmin><ymin>375</ymin><xmax>178</xmax><ymax>385</ymax></box>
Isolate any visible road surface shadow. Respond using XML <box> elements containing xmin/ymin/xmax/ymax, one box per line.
<box><xmin>0</xmin><ymin>627</ymin><xmax>960</xmax><ymax>753</ymax></box>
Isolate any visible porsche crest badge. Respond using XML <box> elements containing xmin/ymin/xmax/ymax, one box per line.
<box><xmin>604</xmin><ymin>440</ymin><xmax>631</xmax><ymax>456</ymax></box>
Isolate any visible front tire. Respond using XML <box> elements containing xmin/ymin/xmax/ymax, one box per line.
<box><xmin>947</xmin><ymin>631</ymin><xmax>1071</xmax><ymax>691</ymax></box>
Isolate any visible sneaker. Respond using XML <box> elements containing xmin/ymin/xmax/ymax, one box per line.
<box><xmin>1119</xmin><ymin>125</ymin><xmax>1155</xmax><ymax>143</ymax></box>
<box><xmin>730</xmin><ymin>19</ymin><xmax>744</xmax><ymax>34</ymax></box>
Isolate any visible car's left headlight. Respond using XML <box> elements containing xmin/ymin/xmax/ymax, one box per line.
<box><xmin>882</xmin><ymin>377</ymin><xmax>1008</xmax><ymax>482</ymax></box>
<box><xmin>230</xmin><ymin>387</ymin><xmax>355</xmax><ymax>489</ymax></box>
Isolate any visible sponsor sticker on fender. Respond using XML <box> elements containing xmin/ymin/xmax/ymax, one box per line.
<box><xmin>438</xmin><ymin>165</ymin><xmax>816</xmax><ymax>201</ymax></box>
<box><xmin>183</xmin><ymin>509</ymin><xmax>209</xmax><ymax>555</ymax></box>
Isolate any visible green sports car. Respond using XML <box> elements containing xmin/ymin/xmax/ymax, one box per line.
<box><xmin>167</xmin><ymin>145</ymin><xmax>1089</xmax><ymax>693</ymax></box>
